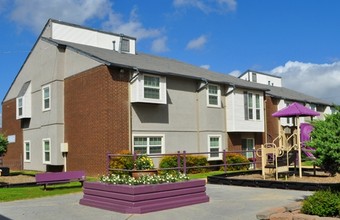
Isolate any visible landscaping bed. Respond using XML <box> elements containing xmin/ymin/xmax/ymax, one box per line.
<box><xmin>208</xmin><ymin>169</ymin><xmax>340</xmax><ymax>191</ymax></box>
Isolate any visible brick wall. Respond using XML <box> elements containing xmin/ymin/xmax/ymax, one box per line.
<box><xmin>1</xmin><ymin>99</ymin><xmax>23</xmax><ymax>170</ymax></box>
<box><xmin>265</xmin><ymin>96</ymin><xmax>279</xmax><ymax>143</ymax></box>
<box><xmin>64</xmin><ymin>65</ymin><xmax>130</xmax><ymax>176</ymax></box>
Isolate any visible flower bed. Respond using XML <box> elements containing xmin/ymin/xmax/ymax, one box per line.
<box><xmin>79</xmin><ymin>179</ymin><xmax>209</xmax><ymax>214</ymax></box>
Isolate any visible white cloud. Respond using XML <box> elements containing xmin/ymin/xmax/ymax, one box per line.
<box><xmin>10</xmin><ymin>0</ymin><xmax>111</xmax><ymax>33</ymax></box>
<box><xmin>173</xmin><ymin>0</ymin><xmax>237</xmax><ymax>13</ymax></box>
<box><xmin>270</xmin><ymin>61</ymin><xmax>340</xmax><ymax>104</ymax></box>
<box><xmin>229</xmin><ymin>70</ymin><xmax>241</xmax><ymax>77</ymax></box>
<box><xmin>200</xmin><ymin>64</ymin><xmax>210</xmax><ymax>69</ymax></box>
<box><xmin>186</xmin><ymin>35</ymin><xmax>207</xmax><ymax>50</ymax></box>
<box><xmin>151</xmin><ymin>37</ymin><xmax>169</xmax><ymax>53</ymax></box>
<box><xmin>103</xmin><ymin>6</ymin><xmax>162</xmax><ymax>40</ymax></box>
<box><xmin>8</xmin><ymin>1</ymin><xmax>164</xmax><ymax>42</ymax></box>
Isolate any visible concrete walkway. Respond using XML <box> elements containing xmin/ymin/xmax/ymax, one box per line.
<box><xmin>0</xmin><ymin>184</ymin><xmax>312</xmax><ymax>220</ymax></box>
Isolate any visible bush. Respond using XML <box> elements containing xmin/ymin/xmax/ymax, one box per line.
<box><xmin>0</xmin><ymin>133</ymin><xmax>9</xmax><ymax>156</ymax></box>
<box><xmin>219</xmin><ymin>153</ymin><xmax>250</xmax><ymax>171</ymax></box>
<box><xmin>159</xmin><ymin>154</ymin><xmax>208</xmax><ymax>174</ymax></box>
<box><xmin>307</xmin><ymin>107</ymin><xmax>340</xmax><ymax>176</ymax></box>
<box><xmin>301</xmin><ymin>190</ymin><xmax>340</xmax><ymax>217</ymax></box>
<box><xmin>109</xmin><ymin>150</ymin><xmax>134</xmax><ymax>174</ymax></box>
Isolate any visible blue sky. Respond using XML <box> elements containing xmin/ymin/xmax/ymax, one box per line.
<box><xmin>1</xmin><ymin>0</ymin><xmax>340</xmax><ymax>126</ymax></box>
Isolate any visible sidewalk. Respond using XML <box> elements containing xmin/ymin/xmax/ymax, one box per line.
<box><xmin>0</xmin><ymin>184</ymin><xmax>312</xmax><ymax>220</ymax></box>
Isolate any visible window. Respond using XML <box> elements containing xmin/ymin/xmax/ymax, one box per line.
<box><xmin>252</xmin><ymin>73</ymin><xmax>257</xmax><ymax>82</ymax></box>
<box><xmin>208</xmin><ymin>135</ymin><xmax>222</xmax><ymax>160</ymax></box>
<box><xmin>248</xmin><ymin>93</ymin><xmax>253</xmax><ymax>119</ymax></box>
<box><xmin>207</xmin><ymin>84</ymin><xmax>221</xmax><ymax>107</ymax></box>
<box><xmin>24</xmin><ymin>141</ymin><xmax>31</xmax><ymax>162</ymax></box>
<box><xmin>133</xmin><ymin>136</ymin><xmax>163</xmax><ymax>154</ymax></box>
<box><xmin>144</xmin><ymin>75</ymin><xmax>160</xmax><ymax>99</ymax></box>
<box><xmin>255</xmin><ymin>94</ymin><xmax>261</xmax><ymax>120</ymax></box>
<box><xmin>42</xmin><ymin>138</ymin><xmax>51</xmax><ymax>163</ymax></box>
<box><xmin>42</xmin><ymin>85</ymin><xmax>51</xmax><ymax>111</ymax></box>
<box><xmin>17</xmin><ymin>97</ymin><xmax>23</xmax><ymax>117</ymax></box>
<box><xmin>16</xmin><ymin>81</ymin><xmax>31</xmax><ymax>119</ymax></box>
<box><xmin>244</xmin><ymin>91</ymin><xmax>261</xmax><ymax>121</ymax></box>
<box><xmin>121</xmin><ymin>38</ymin><xmax>130</xmax><ymax>53</ymax></box>
<box><xmin>242</xmin><ymin>138</ymin><xmax>254</xmax><ymax>158</ymax></box>
<box><xmin>131</xmin><ymin>74</ymin><xmax>167</xmax><ymax>104</ymax></box>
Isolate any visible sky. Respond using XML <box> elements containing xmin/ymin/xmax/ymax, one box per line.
<box><xmin>1</xmin><ymin>0</ymin><xmax>340</xmax><ymax>127</ymax></box>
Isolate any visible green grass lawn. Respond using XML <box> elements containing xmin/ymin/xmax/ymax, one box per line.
<box><xmin>0</xmin><ymin>182</ymin><xmax>84</xmax><ymax>202</ymax></box>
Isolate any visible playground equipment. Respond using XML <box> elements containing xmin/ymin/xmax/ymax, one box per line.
<box><xmin>257</xmin><ymin>102</ymin><xmax>320</xmax><ymax>179</ymax></box>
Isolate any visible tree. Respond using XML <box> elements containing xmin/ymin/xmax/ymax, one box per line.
<box><xmin>307</xmin><ymin>106</ymin><xmax>340</xmax><ymax>176</ymax></box>
<box><xmin>0</xmin><ymin>133</ymin><xmax>9</xmax><ymax>157</ymax></box>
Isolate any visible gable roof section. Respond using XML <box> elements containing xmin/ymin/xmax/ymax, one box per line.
<box><xmin>262</xmin><ymin>84</ymin><xmax>331</xmax><ymax>106</ymax></box>
<box><xmin>42</xmin><ymin>37</ymin><xmax>268</xmax><ymax>92</ymax></box>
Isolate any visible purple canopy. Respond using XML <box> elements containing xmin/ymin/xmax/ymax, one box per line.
<box><xmin>272</xmin><ymin>102</ymin><xmax>320</xmax><ymax>118</ymax></box>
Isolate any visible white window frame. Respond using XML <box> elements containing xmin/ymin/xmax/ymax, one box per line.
<box><xmin>143</xmin><ymin>75</ymin><xmax>160</xmax><ymax>100</ymax></box>
<box><xmin>244</xmin><ymin>91</ymin><xmax>261</xmax><ymax>121</ymax></box>
<box><xmin>42</xmin><ymin>138</ymin><xmax>51</xmax><ymax>164</ymax></box>
<box><xmin>24</xmin><ymin>140</ymin><xmax>31</xmax><ymax>162</ymax></box>
<box><xmin>208</xmin><ymin>135</ymin><xmax>222</xmax><ymax>160</ymax></box>
<box><xmin>207</xmin><ymin>84</ymin><xmax>221</xmax><ymax>108</ymax></box>
<box><xmin>17</xmin><ymin>97</ymin><xmax>23</xmax><ymax>118</ymax></box>
<box><xmin>42</xmin><ymin>84</ymin><xmax>51</xmax><ymax>111</ymax></box>
<box><xmin>132</xmin><ymin>134</ymin><xmax>165</xmax><ymax>155</ymax></box>
<box><xmin>130</xmin><ymin>73</ymin><xmax>167</xmax><ymax>104</ymax></box>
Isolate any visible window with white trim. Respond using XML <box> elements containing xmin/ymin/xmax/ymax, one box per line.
<box><xmin>242</xmin><ymin>138</ymin><xmax>254</xmax><ymax>159</ymax></box>
<box><xmin>42</xmin><ymin>138</ymin><xmax>51</xmax><ymax>164</ymax></box>
<box><xmin>133</xmin><ymin>136</ymin><xmax>164</xmax><ymax>154</ymax></box>
<box><xmin>24</xmin><ymin>141</ymin><xmax>31</xmax><ymax>162</ymax></box>
<box><xmin>17</xmin><ymin>97</ymin><xmax>23</xmax><ymax>117</ymax></box>
<box><xmin>130</xmin><ymin>74</ymin><xmax>167</xmax><ymax>104</ymax></box>
<box><xmin>244</xmin><ymin>91</ymin><xmax>261</xmax><ymax>121</ymax></box>
<box><xmin>252</xmin><ymin>72</ymin><xmax>257</xmax><ymax>82</ymax></box>
<box><xmin>144</xmin><ymin>75</ymin><xmax>160</xmax><ymax>99</ymax></box>
<box><xmin>208</xmin><ymin>135</ymin><xmax>222</xmax><ymax>160</ymax></box>
<box><xmin>16</xmin><ymin>81</ymin><xmax>31</xmax><ymax>119</ymax></box>
<box><xmin>42</xmin><ymin>85</ymin><xmax>51</xmax><ymax>111</ymax></box>
<box><xmin>255</xmin><ymin>94</ymin><xmax>260</xmax><ymax>120</ymax></box>
<box><xmin>207</xmin><ymin>84</ymin><xmax>221</xmax><ymax>107</ymax></box>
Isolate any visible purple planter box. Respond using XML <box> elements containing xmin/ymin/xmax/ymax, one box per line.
<box><xmin>79</xmin><ymin>179</ymin><xmax>209</xmax><ymax>214</ymax></box>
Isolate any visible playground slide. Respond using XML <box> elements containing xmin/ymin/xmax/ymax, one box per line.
<box><xmin>300</xmin><ymin>122</ymin><xmax>316</xmax><ymax>160</ymax></box>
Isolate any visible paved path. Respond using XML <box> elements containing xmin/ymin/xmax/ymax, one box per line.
<box><xmin>0</xmin><ymin>184</ymin><xmax>312</xmax><ymax>220</ymax></box>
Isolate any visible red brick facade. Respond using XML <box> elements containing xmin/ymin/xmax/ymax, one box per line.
<box><xmin>1</xmin><ymin>99</ymin><xmax>23</xmax><ymax>170</ymax></box>
<box><xmin>64</xmin><ymin>65</ymin><xmax>130</xmax><ymax>176</ymax></box>
<box><xmin>265</xmin><ymin>96</ymin><xmax>280</xmax><ymax>143</ymax></box>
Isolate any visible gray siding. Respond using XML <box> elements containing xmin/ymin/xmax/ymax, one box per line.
<box><xmin>132</xmin><ymin>76</ymin><xmax>227</xmax><ymax>153</ymax></box>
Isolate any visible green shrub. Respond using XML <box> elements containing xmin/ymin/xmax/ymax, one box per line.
<box><xmin>186</xmin><ymin>155</ymin><xmax>209</xmax><ymax>174</ymax></box>
<box><xmin>159</xmin><ymin>154</ymin><xmax>208</xmax><ymax>174</ymax></box>
<box><xmin>219</xmin><ymin>153</ymin><xmax>250</xmax><ymax>171</ymax></box>
<box><xmin>159</xmin><ymin>155</ymin><xmax>181</xmax><ymax>175</ymax></box>
<box><xmin>109</xmin><ymin>150</ymin><xmax>134</xmax><ymax>174</ymax></box>
<box><xmin>0</xmin><ymin>133</ymin><xmax>9</xmax><ymax>156</ymax></box>
<box><xmin>301</xmin><ymin>190</ymin><xmax>340</xmax><ymax>217</ymax></box>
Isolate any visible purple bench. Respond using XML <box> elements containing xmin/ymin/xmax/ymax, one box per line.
<box><xmin>35</xmin><ymin>171</ymin><xmax>85</xmax><ymax>190</ymax></box>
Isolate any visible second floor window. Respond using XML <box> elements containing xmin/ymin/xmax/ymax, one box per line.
<box><xmin>207</xmin><ymin>84</ymin><xmax>221</xmax><ymax>107</ymax></box>
<box><xmin>121</xmin><ymin>38</ymin><xmax>130</xmax><ymax>53</ymax></box>
<box><xmin>17</xmin><ymin>97</ymin><xmax>23</xmax><ymax>117</ymax></box>
<box><xmin>144</xmin><ymin>75</ymin><xmax>160</xmax><ymax>99</ymax></box>
<box><xmin>244</xmin><ymin>91</ymin><xmax>261</xmax><ymax>121</ymax></box>
<box><xmin>42</xmin><ymin>85</ymin><xmax>51</xmax><ymax>111</ymax></box>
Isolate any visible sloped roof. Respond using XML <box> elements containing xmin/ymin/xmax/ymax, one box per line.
<box><xmin>42</xmin><ymin>37</ymin><xmax>332</xmax><ymax>106</ymax></box>
<box><xmin>272</xmin><ymin>102</ymin><xmax>320</xmax><ymax>117</ymax></box>
<box><xmin>43</xmin><ymin>37</ymin><xmax>268</xmax><ymax>91</ymax></box>
<box><xmin>260</xmin><ymin>84</ymin><xmax>331</xmax><ymax>105</ymax></box>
